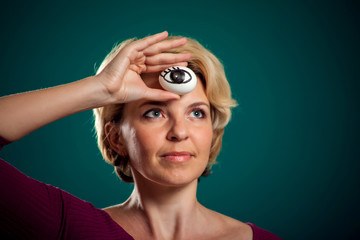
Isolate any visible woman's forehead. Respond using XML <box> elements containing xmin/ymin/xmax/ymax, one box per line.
<box><xmin>126</xmin><ymin>72</ymin><xmax>209</xmax><ymax>111</ymax></box>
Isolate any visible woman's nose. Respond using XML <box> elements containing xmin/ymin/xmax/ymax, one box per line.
<box><xmin>166</xmin><ymin>118</ymin><xmax>189</xmax><ymax>142</ymax></box>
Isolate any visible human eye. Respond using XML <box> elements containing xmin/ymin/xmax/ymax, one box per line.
<box><xmin>143</xmin><ymin>109</ymin><xmax>164</xmax><ymax>119</ymax></box>
<box><xmin>188</xmin><ymin>108</ymin><xmax>206</xmax><ymax>119</ymax></box>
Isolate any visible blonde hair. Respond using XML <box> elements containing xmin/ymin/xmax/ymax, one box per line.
<box><xmin>93</xmin><ymin>36</ymin><xmax>237</xmax><ymax>182</ymax></box>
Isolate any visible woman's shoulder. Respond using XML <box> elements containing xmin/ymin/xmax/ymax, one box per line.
<box><xmin>205</xmin><ymin>209</ymin><xmax>281</xmax><ymax>240</ymax></box>
<box><xmin>202</xmin><ymin>208</ymin><xmax>253</xmax><ymax>239</ymax></box>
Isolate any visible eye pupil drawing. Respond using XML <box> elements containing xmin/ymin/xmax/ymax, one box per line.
<box><xmin>170</xmin><ymin>70</ymin><xmax>186</xmax><ymax>83</ymax></box>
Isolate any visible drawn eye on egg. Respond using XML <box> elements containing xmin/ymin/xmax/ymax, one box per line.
<box><xmin>159</xmin><ymin>66</ymin><xmax>197</xmax><ymax>95</ymax></box>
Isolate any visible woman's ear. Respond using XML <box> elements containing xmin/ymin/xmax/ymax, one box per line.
<box><xmin>105</xmin><ymin>121</ymin><xmax>126</xmax><ymax>154</ymax></box>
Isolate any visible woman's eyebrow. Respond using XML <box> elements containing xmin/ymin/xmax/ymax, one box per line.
<box><xmin>139</xmin><ymin>101</ymin><xmax>168</xmax><ymax>108</ymax></box>
<box><xmin>188</xmin><ymin>102</ymin><xmax>210</xmax><ymax>109</ymax></box>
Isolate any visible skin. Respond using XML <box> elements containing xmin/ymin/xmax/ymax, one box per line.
<box><xmin>0</xmin><ymin>31</ymin><xmax>253</xmax><ymax>239</ymax></box>
<box><xmin>104</xmin><ymin>73</ymin><xmax>253</xmax><ymax>240</ymax></box>
<box><xmin>118</xmin><ymin>73</ymin><xmax>212</xmax><ymax>186</ymax></box>
<box><xmin>0</xmin><ymin>31</ymin><xmax>189</xmax><ymax>142</ymax></box>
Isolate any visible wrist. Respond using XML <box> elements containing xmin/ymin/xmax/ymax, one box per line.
<box><xmin>80</xmin><ymin>75</ymin><xmax>114</xmax><ymax>109</ymax></box>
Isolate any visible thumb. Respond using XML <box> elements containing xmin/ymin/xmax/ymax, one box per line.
<box><xmin>144</xmin><ymin>88</ymin><xmax>180</xmax><ymax>101</ymax></box>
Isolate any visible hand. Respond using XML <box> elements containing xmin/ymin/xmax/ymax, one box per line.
<box><xmin>96</xmin><ymin>31</ymin><xmax>191</xmax><ymax>103</ymax></box>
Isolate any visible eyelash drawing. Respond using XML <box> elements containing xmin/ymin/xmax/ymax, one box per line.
<box><xmin>160</xmin><ymin>66</ymin><xmax>181</xmax><ymax>78</ymax></box>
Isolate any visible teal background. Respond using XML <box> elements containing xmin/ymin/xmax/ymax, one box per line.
<box><xmin>1</xmin><ymin>0</ymin><xmax>359</xmax><ymax>239</ymax></box>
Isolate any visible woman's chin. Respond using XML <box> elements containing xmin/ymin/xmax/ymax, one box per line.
<box><xmin>157</xmin><ymin>174</ymin><xmax>199</xmax><ymax>187</ymax></box>
<box><xmin>141</xmin><ymin>170</ymin><xmax>202</xmax><ymax>188</ymax></box>
<box><xmin>132</xmin><ymin>162</ymin><xmax>207</xmax><ymax>187</ymax></box>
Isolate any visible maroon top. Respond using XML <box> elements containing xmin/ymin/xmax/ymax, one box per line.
<box><xmin>0</xmin><ymin>158</ymin><xmax>280</xmax><ymax>239</ymax></box>
<box><xmin>247</xmin><ymin>223</ymin><xmax>281</xmax><ymax>240</ymax></box>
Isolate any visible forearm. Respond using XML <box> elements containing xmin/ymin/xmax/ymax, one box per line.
<box><xmin>0</xmin><ymin>32</ymin><xmax>189</xmax><ymax>145</ymax></box>
<box><xmin>0</xmin><ymin>76</ymin><xmax>108</xmax><ymax>143</ymax></box>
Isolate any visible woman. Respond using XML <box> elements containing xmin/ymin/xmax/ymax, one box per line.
<box><xmin>0</xmin><ymin>31</ymin><xmax>280</xmax><ymax>239</ymax></box>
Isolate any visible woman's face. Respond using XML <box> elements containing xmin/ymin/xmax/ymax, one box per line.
<box><xmin>118</xmin><ymin>72</ymin><xmax>213</xmax><ymax>186</ymax></box>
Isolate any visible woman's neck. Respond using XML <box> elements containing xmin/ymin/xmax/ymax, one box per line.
<box><xmin>122</xmin><ymin>178</ymin><xmax>204</xmax><ymax>239</ymax></box>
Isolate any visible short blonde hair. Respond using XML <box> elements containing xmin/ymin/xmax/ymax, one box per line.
<box><xmin>93</xmin><ymin>36</ymin><xmax>237</xmax><ymax>182</ymax></box>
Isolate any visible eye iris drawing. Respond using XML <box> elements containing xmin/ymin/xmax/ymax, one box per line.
<box><xmin>159</xmin><ymin>66</ymin><xmax>197</xmax><ymax>95</ymax></box>
<box><xmin>170</xmin><ymin>70</ymin><xmax>186</xmax><ymax>83</ymax></box>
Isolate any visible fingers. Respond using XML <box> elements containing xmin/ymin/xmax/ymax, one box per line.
<box><xmin>144</xmin><ymin>88</ymin><xmax>180</xmax><ymax>101</ymax></box>
<box><xmin>145</xmin><ymin>62</ymin><xmax>189</xmax><ymax>73</ymax></box>
<box><xmin>143</xmin><ymin>38</ymin><xmax>187</xmax><ymax>56</ymax></box>
<box><xmin>133</xmin><ymin>31</ymin><xmax>169</xmax><ymax>52</ymax></box>
<box><xmin>145</xmin><ymin>53</ymin><xmax>191</xmax><ymax>66</ymax></box>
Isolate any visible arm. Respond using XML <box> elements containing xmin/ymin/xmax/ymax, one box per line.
<box><xmin>0</xmin><ymin>76</ymin><xmax>104</xmax><ymax>143</ymax></box>
<box><xmin>0</xmin><ymin>31</ymin><xmax>190</xmax><ymax>145</ymax></box>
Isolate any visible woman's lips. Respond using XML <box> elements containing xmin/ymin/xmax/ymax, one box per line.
<box><xmin>160</xmin><ymin>152</ymin><xmax>193</xmax><ymax>163</ymax></box>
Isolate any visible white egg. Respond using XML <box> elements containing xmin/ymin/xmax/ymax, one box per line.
<box><xmin>159</xmin><ymin>66</ymin><xmax>197</xmax><ymax>95</ymax></box>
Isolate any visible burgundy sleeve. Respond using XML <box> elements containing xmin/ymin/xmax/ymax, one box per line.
<box><xmin>0</xmin><ymin>136</ymin><xmax>10</xmax><ymax>150</ymax></box>
<box><xmin>0</xmin><ymin>158</ymin><xmax>134</xmax><ymax>240</ymax></box>
<box><xmin>0</xmin><ymin>158</ymin><xmax>63</xmax><ymax>239</ymax></box>
<box><xmin>247</xmin><ymin>222</ymin><xmax>282</xmax><ymax>240</ymax></box>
